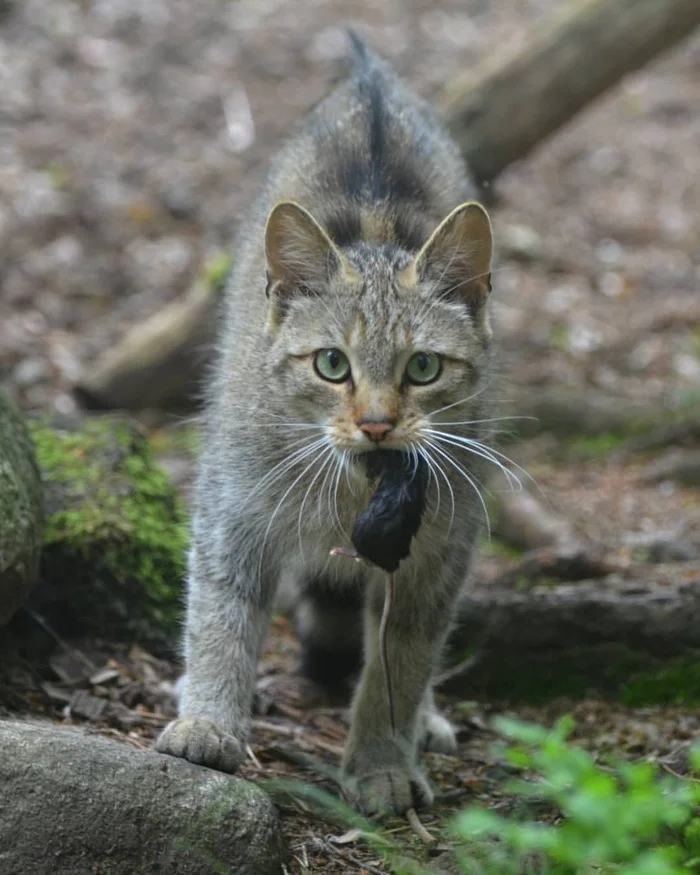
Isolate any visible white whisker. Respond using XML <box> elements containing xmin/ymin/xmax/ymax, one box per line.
<box><xmin>425</xmin><ymin>429</ymin><xmax>536</xmax><ymax>493</ymax></box>
<box><xmin>257</xmin><ymin>445</ymin><xmax>332</xmax><ymax>580</ymax></box>
<box><xmin>342</xmin><ymin>450</ymin><xmax>357</xmax><ymax>498</ymax></box>
<box><xmin>331</xmin><ymin>452</ymin><xmax>350</xmax><ymax>542</ymax></box>
<box><xmin>421</xmin><ymin>444</ymin><xmax>455</xmax><ymax>533</ymax></box>
<box><xmin>425</xmin><ymin>429</ymin><xmax>522</xmax><ymax>493</ymax></box>
<box><xmin>437</xmin><ymin>265</ymin><xmax>508</xmax><ymax>300</ymax></box>
<box><xmin>430</xmin><ymin>415</ymin><xmax>537</xmax><ymax>428</ymax></box>
<box><xmin>237</xmin><ymin>437</ymin><xmax>327</xmax><ymax>514</ymax></box>
<box><xmin>259</xmin><ymin>423</ymin><xmax>326</xmax><ymax>430</ymax></box>
<box><xmin>408</xmin><ymin>444</ymin><xmax>419</xmax><ymax>478</ymax></box>
<box><xmin>297</xmin><ymin>447</ymin><xmax>335</xmax><ymax>559</ymax></box>
<box><xmin>424</xmin><ymin>438</ymin><xmax>491</xmax><ymax>540</ymax></box>
<box><xmin>416</xmin><ymin>444</ymin><xmax>441</xmax><ymax>523</ymax></box>
<box><xmin>426</xmin><ymin>381</ymin><xmax>493</xmax><ymax>419</ymax></box>
<box><xmin>317</xmin><ymin>448</ymin><xmax>337</xmax><ymax>527</ymax></box>
<box><xmin>248</xmin><ymin>437</ymin><xmax>326</xmax><ymax>494</ymax></box>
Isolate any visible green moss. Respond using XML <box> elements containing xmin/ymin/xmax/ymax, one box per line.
<box><xmin>479</xmin><ymin>537</ymin><xmax>524</xmax><ymax>560</ymax></box>
<box><xmin>469</xmin><ymin>646</ymin><xmax>646</xmax><ymax>704</ymax></box>
<box><xmin>28</xmin><ymin>418</ymin><xmax>188</xmax><ymax>650</ymax></box>
<box><xmin>683</xmin><ymin>817</ymin><xmax>700</xmax><ymax>860</ymax></box>
<box><xmin>621</xmin><ymin>657</ymin><xmax>700</xmax><ymax>707</ymax></box>
<box><xmin>202</xmin><ymin>251</ymin><xmax>233</xmax><ymax>294</ymax></box>
<box><xmin>550</xmin><ymin>323</ymin><xmax>570</xmax><ymax>352</ymax></box>
<box><xmin>566</xmin><ymin>432</ymin><xmax>628</xmax><ymax>459</ymax></box>
<box><xmin>446</xmin><ymin>645</ymin><xmax>700</xmax><ymax>706</ymax></box>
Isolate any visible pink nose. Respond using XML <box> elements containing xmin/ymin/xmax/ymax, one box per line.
<box><xmin>358</xmin><ymin>419</ymin><xmax>394</xmax><ymax>442</ymax></box>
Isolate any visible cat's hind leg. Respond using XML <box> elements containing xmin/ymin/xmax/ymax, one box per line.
<box><xmin>296</xmin><ymin>575</ymin><xmax>364</xmax><ymax>700</ymax></box>
<box><xmin>417</xmin><ymin>687</ymin><xmax>458</xmax><ymax>754</ymax></box>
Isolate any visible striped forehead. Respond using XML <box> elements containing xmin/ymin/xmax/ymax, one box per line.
<box><xmin>347</xmin><ymin>280</ymin><xmax>413</xmax><ymax>381</ymax></box>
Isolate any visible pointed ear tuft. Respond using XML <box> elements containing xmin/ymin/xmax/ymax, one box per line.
<box><xmin>399</xmin><ymin>201</ymin><xmax>493</xmax><ymax>311</ymax></box>
<box><xmin>265</xmin><ymin>201</ymin><xmax>353</xmax><ymax>301</ymax></box>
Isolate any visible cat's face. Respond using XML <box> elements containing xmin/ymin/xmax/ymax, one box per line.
<box><xmin>264</xmin><ymin>201</ymin><xmax>493</xmax><ymax>464</ymax></box>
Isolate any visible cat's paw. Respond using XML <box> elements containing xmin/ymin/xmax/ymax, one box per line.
<box><xmin>418</xmin><ymin>709</ymin><xmax>458</xmax><ymax>754</ymax></box>
<box><xmin>154</xmin><ymin>716</ymin><xmax>245</xmax><ymax>773</ymax></box>
<box><xmin>342</xmin><ymin>764</ymin><xmax>434</xmax><ymax>815</ymax></box>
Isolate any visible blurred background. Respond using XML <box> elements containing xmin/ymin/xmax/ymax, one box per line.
<box><xmin>1</xmin><ymin>0</ymin><xmax>699</xmax><ymax>420</ymax></box>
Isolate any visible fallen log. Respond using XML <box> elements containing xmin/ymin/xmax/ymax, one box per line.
<box><xmin>508</xmin><ymin>388</ymin><xmax>673</xmax><ymax>439</ymax></box>
<box><xmin>491</xmin><ymin>483</ymin><xmax>576</xmax><ymax>552</ymax></box>
<box><xmin>440</xmin><ymin>0</ymin><xmax>700</xmax><ymax>184</ymax></box>
<box><xmin>441</xmin><ymin>561</ymin><xmax>700</xmax><ymax>703</ymax></box>
<box><xmin>75</xmin><ymin>279</ymin><xmax>217</xmax><ymax>412</ymax></box>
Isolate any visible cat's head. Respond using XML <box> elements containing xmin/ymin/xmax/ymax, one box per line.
<box><xmin>263</xmin><ymin>199</ymin><xmax>493</xmax><ymax>459</ymax></box>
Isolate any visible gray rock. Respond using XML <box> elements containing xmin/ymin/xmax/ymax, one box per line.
<box><xmin>0</xmin><ymin>719</ymin><xmax>286</xmax><ymax>875</ymax></box>
<box><xmin>0</xmin><ymin>390</ymin><xmax>43</xmax><ymax>626</ymax></box>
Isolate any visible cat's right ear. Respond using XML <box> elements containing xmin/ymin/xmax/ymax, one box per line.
<box><xmin>264</xmin><ymin>201</ymin><xmax>357</xmax><ymax>307</ymax></box>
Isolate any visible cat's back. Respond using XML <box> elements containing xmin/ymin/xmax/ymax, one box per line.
<box><xmin>267</xmin><ymin>37</ymin><xmax>475</xmax><ymax>236</ymax></box>
<box><xmin>229</xmin><ymin>37</ymin><xmax>474</xmax><ymax>300</ymax></box>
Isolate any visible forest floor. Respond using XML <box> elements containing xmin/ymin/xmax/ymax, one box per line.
<box><xmin>2</xmin><ymin>0</ymin><xmax>700</xmax><ymax>872</ymax></box>
<box><xmin>3</xmin><ymin>587</ymin><xmax>700</xmax><ymax>874</ymax></box>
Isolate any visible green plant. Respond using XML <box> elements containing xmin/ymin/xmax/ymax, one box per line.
<box><xmin>179</xmin><ymin>718</ymin><xmax>700</xmax><ymax>874</ymax></box>
<box><xmin>454</xmin><ymin>717</ymin><xmax>700</xmax><ymax>875</ymax></box>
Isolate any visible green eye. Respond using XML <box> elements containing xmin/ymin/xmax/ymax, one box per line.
<box><xmin>314</xmin><ymin>348</ymin><xmax>351</xmax><ymax>383</ymax></box>
<box><xmin>405</xmin><ymin>352</ymin><xmax>442</xmax><ymax>385</ymax></box>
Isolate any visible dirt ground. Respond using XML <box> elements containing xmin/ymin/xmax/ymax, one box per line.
<box><xmin>2</xmin><ymin>0</ymin><xmax>700</xmax><ymax>872</ymax></box>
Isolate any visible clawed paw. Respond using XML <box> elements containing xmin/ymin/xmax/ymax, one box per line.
<box><xmin>154</xmin><ymin>715</ymin><xmax>245</xmax><ymax>774</ymax></box>
<box><xmin>418</xmin><ymin>709</ymin><xmax>458</xmax><ymax>755</ymax></box>
<box><xmin>342</xmin><ymin>765</ymin><xmax>434</xmax><ymax>816</ymax></box>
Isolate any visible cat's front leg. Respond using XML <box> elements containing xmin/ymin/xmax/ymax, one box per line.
<box><xmin>341</xmin><ymin>567</ymin><xmax>458</xmax><ymax>815</ymax></box>
<box><xmin>155</xmin><ymin>533</ymin><xmax>276</xmax><ymax>773</ymax></box>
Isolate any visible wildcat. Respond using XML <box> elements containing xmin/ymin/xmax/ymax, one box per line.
<box><xmin>155</xmin><ymin>35</ymin><xmax>495</xmax><ymax>815</ymax></box>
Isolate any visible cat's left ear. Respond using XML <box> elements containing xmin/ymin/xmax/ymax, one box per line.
<box><xmin>264</xmin><ymin>201</ymin><xmax>357</xmax><ymax>302</ymax></box>
<box><xmin>399</xmin><ymin>200</ymin><xmax>492</xmax><ymax>320</ymax></box>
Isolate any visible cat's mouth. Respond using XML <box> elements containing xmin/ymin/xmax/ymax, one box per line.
<box><xmin>341</xmin><ymin>445</ymin><xmax>413</xmax><ymax>485</ymax></box>
<box><xmin>359</xmin><ymin>448</ymin><xmax>415</xmax><ymax>479</ymax></box>
<box><xmin>345</xmin><ymin>440</ymin><xmax>410</xmax><ymax>456</ymax></box>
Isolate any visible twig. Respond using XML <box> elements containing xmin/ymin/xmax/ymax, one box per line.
<box><xmin>25</xmin><ymin>609</ymin><xmax>96</xmax><ymax>672</ymax></box>
<box><xmin>252</xmin><ymin>719</ymin><xmax>345</xmax><ymax>757</ymax></box>
<box><xmin>252</xmin><ymin>718</ymin><xmax>299</xmax><ymax>738</ymax></box>
<box><xmin>660</xmin><ymin>762</ymin><xmax>700</xmax><ymax>784</ymax></box>
<box><xmin>406</xmin><ymin>807</ymin><xmax>437</xmax><ymax>846</ymax></box>
<box><xmin>309</xmin><ymin>737</ymin><xmax>345</xmax><ymax>758</ymax></box>
<box><xmin>324</xmin><ymin>839</ymin><xmax>387</xmax><ymax>874</ymax></box>
<box><xmin>274</xmin><ymin>701</ymin><xmax>306</xmax><ymax>722</ymax></box>
<box><xmin>246</xmin><ymin>743</ymin><xmax>262</xmax><ymax>768</ymax></box>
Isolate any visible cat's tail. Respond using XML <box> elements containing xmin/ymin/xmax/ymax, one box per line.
<box><xmin>345</xmin><ymin>27</ymin><xmax>383</xmax><ymax>80</ymax></box>
<box><xmin>346</xmin><ymin>28</ymin><xmax>370</xmax><ymax>65</ymax></box>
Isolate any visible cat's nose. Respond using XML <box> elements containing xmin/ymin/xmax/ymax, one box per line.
<box><xmin>357</xmin><ymin>418</ymin><xmax>395</xmax><ymax>442</ymax></box>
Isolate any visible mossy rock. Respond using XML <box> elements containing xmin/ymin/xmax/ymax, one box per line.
<box><xmin>27</xmin><ymin>417</ymin><xmax>188</xmax><ymax>652</ymax></box>
<box><xmin>0</xmin><ymin>390</ymin><xmax>44</xmax><ymax>626</ymax></box>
